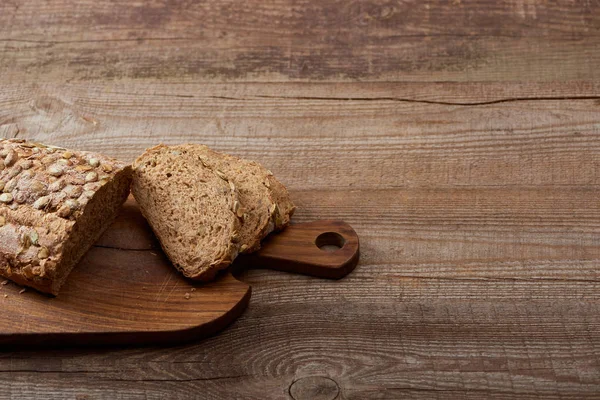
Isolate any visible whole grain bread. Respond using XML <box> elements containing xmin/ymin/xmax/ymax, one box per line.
<box><xmin>0</xmin><ymin>139</ymin><xmax>132</xmax><ymax>295</ymax></box>
<box><xmin>184</xmin><ymin>144</ymin><xmax>295</xmax><ymax>253</ymax></box>
<box><xmin>131</xmin><ymin>145</ymin><xmax>242</xmax><ymax>281</ymax></box>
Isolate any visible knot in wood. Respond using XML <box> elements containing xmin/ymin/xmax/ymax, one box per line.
<box><xmin>289</xmin><ymin>376</ymin><xmax>340</xmax><ymax>400</ymax></box>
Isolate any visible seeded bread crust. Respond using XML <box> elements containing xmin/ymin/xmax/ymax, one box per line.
<box><xmin>179</xmin><ymin>144</ymin><xmax>295</xmax><ymax>253</ymax></box>
<box><xmin>131</xmin><ymin>144</ymin><xmax>242</xmax><ymax>281</ymax></box>
<box><xmin>0</xmin><ymin>139</ymin><xmax>132</xmax><ymax>295</ymax></box>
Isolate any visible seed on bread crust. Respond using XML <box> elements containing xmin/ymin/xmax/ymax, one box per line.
<box><xmin>3</xmin><ymin>179</ymin><xmax>16</xmax><ymax>193</ymax></box>
<box><xmin>57</xmin><ymin>204</ymin><xmax>73</xmax><ymax>218</ymax></box>
<box><xmin>233</xmin><ymin>200</ymin><xmax>245</xmax><ymax>218</ymax></box>
<box><xmin>21</xmin><ymin>170</ymin><xmax>34</xmax><ymax>179</ymax></box>
<box><xmin>76</xmin><ymin>165</ymin><xmax>93</xmax><ymax>172</ymax></box>
<box><xmin>29</xmin><ymin>180</ymin><xmax>46</xmax><ymax>194</ymax></box>
<box><xmin>7</xmin><ymin>165</ymin><xmax>22</xmax><ymax>179</ymax></box>
<box><xmin>64</xmin><ymin>199</ymin><xmax>80</xmax><ymax>211</ymax></box>
<box><xmin>29</xmin><ymin>230</ymin><xmax>39</xmax><ymax>246</ymax></box>
<box><xmin>47</xmin><ymin>165</ymin><xmax>64</xmax><ymax>177</ymax></box>
<box><xmin>48</xmin><ymin>179</ymin><xmax>65</xmax><ymax>192</ymax></box>
<box><xmin>84</xmin><ymin>182</ymin><xmax>101</xmax><ymax>191</ymax></box>
<box><xmin>64</xmin><ymin>184</ymin><xmax>83</xmax><ymax>198</ymax></box>
<box><xmin>215</xmin><ymin>170</ymin><xmax>227</xmax><ymax>180</ymax></box>
<box><xmin>85</xmin><ymin>172</ymin><xmax>98</xmax><ymax>182</ymax></box>
<box><xmin>0</xmin><ymin>193</ymin><xmax>13</xmax><ymax>204</ymax></box>
<box><xmin>32</xmin><ymin>195</ymin><xmax>51</xmax><ymax>210</ymax></box>
<box><xmin>37</xmin><ymin>247</ymin><xmax>49</xmax><ymax>259</ymax></box>
<box><xmin>14</xmin><ymin>192</ymin><xmax>28</xmax><ymax>204</ymax></box>
<box><xmin>4</xmin><ymin>150</ymin><xmax>18</xmax><ymax>167</ymax></box>
<box><xmin>20</xmin><ymin>160</ymin><xmax>33</xmax><ymax>170</ymax></box>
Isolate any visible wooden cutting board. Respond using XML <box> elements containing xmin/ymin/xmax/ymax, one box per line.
<box><xmin>0</xmin><ymin>198</ymin><xmax>359</xmax><ymax>347</ymax></box>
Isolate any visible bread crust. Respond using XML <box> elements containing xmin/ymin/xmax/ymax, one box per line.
<box><xmin>0</xmin><ymin>139</ymin><xmax>132</xmax><ymax>295</ymax></box>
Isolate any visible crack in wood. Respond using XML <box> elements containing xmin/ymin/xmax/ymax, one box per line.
<box><xmin>2</xmin><ymin>33</ymin><xmax>600</xmax><ymax>46</ymax></box>
<box><xmin>92</xmin><ymin>244</ymin><xmax>156</xmax><ymax>252</ymax></box>
<box><xmin>98</xmin><ymin>90</ymin><xmax>600</xmax><ymax>106</ymax></box>
<box><xmin>0</xmin><ymin>37</ymin><xmax>194</xmax><ymax>45</ymax></box>
<box><xmin>251</xmin><ymin>95</ymin><xmax>600</xmax><ymax>107</ymax></box>
<box><xmin>95</xmin><ymin>374</ymin><xmax>249</xmax><ymax>383</ymax></box>
<box><xmin>0</xmin><ymin>370</ymin><xmax>249</xmax><ymax>382</ymax></box>
<box><xmin>378</xmin><ymin>275</ymin><xmax>600</xmax><ymax>283</ymax></box>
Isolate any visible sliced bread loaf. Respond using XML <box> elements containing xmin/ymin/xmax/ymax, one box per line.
<box><xmin>189</xmin><ymin>145</ymin><xmax>295</xmax><ymax>253</ymax></box>
<box><xmin>131</xmin><ymin>145</ymin><xmax>241</xmax><ymax>281</ymax></box>
<box><xmin>0</xmin><ymin>139</ymin><xmax>132</xmax><ymax>295</ymax></box>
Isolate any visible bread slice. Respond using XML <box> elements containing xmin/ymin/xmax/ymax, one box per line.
<box><xmin>0</xmin><ymin>139</ymin><xmax>132</xmax><ymax>295</ymax></box>
<box><xmin>131</xmin><ymin>145</ymin><xmax>241</xmax><ymax>281</ymax></box>
<box><xmin>265</xmin><ymin>172</ymin><xmax>296</xmax><ymax>231</ymax></box>
<box><xmin>187</xmin><ymin>145</ymin><xmax>295</xmax><ymax>253</ymax></box>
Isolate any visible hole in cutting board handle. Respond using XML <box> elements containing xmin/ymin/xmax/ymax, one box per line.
<box><xmin>315</xmin><ymin>231</ymin><xmax>346</xmax><ymax>252</ymax></box>
<box><xmin>245</xmin><ymin>220</ymin><xmax>360</xmax><ymax>280</ymax></box>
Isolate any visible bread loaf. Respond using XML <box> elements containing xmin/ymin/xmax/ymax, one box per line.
<box><xmin>131</xmin><ymin>144</ymin><xmax>295</xmax><ymax>281</ymax></box>
<box><xmin>0</xmin><ymin>139</ymin><xmax>132</xmax><ymax>295</ymax></box>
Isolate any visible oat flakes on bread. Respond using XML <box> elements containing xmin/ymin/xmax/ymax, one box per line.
<box><xmin>0</xmin><ymin>139</ymin><xmax>132</xmax><ymax>295</ymax></box>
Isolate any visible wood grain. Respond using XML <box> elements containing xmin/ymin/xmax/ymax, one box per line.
<box><xmin>1</xmin><ymin>0</ymin><xmax>600</xmax><ymax>398</ymax></box>
<box><xmin>1</xmin><ymin>1</ymin><xmax>600</xmax><ymax>82</ymax></box>
<box><xmin>1</xmin><ymin>82</ymin><xmax>599</xmax><ymax>190</ymax></box>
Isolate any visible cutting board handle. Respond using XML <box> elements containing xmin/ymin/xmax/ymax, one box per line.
<box><xmin>241</xmin><ymin>220</ymin><xmax>360</xmax><ymax>279</ymax></box>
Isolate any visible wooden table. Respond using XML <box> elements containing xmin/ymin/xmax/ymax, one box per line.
<box><xmin>1</xmin><ymin>1</ymin><xmax>600</xmax><ymax>399</ymax></box>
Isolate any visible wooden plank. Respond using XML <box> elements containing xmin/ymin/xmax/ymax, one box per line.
<box><xmin>0</xmin><ymin>82</ymin><xmax>598</xmax><ymax>397</ymax></box>
<box><xmin>3</xmin><ymin>0</ymin><xmax>598</xmax><ymax>41</ymax></box>
<box><xmin>1</xmin><ymin>1</ymin><xmax>600</xmax><ymax>82</ymax></box>
<box><xmin>1</xmin><ymin>83</ymin><xmax>598</xmax><ymax>188</ymax></box>
<box><xmin>291</xmin><ymin>188</ymin><xmax>600</xmax><ymax>282</ymax></box>
<box><xmin>0</xmin><ymin>186</ymin><xmax>599</xmax><ymax>398</ymax></box>
<box><xmin>1</xmin><ymin>297</ymin><xmax>599</xmax><ymax>398</ymax></box>
<box><xmin>1</xmin><ymin>301</ymin><xmax>599</xmax><ymax>398</ymax></box>
<box><xmin>2</xmin><ymin>0</ymin><xmax>600</xmax><ymax>398</ymax></box>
